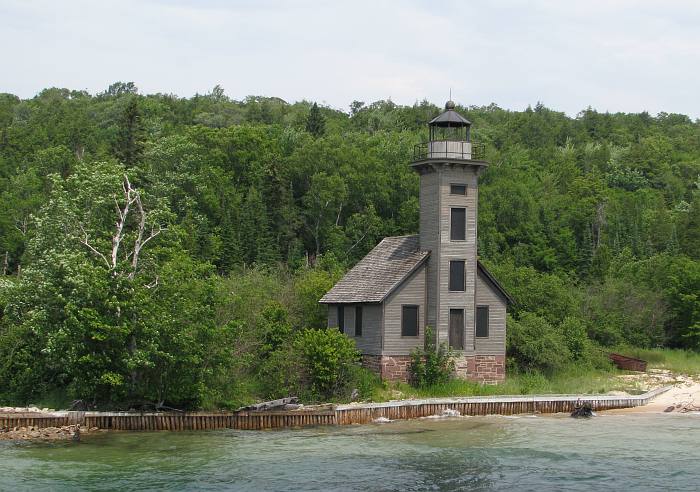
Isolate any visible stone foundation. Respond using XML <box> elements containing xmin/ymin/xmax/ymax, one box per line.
<box><xmin>456</xmin><ymin>355</ymin><xmax>506</xmax><ymax>384</ymax></box>
<box><xmin>362</xmin><ymin>354</ymin><xmax>505</xmax><ymax>384</ymax></box>
<box><xmin>362</xmin><ymin>355</ymin><xmax>412</xmax><ymax>383</ymax></box>
<box><xmin>361</xmin><ymin>354</ymin><xmax>383</xmax><ymax>376</ymax></box>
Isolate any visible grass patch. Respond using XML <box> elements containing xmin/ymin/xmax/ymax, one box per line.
<box><xmin>368</xmin><ymin>364</ymin><xmax>636</xmax><ymax>401</ymax></box>
<box><xmin>365</xmin><ymin>348</ymin><xmax>700</xmax><ymax>402</ymax></box>
<box><xmin>613</xmin><ymin>347</ymin><xmax>700</xmax><ymax>375</ymax></box>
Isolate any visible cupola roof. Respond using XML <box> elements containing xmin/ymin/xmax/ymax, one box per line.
<box><xmin>428</xmin><ymin>101</ymin><xmax>471</xmax><ymax>127</ymax></box>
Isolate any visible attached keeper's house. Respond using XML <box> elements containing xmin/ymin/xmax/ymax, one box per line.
<box><xmin>320</xmin><ymin>101</ymin><xmax>513</xmax><ymax>383</ymax></box>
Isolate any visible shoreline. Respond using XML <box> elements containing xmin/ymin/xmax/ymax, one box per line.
<box><xmin>4</xmin><ymin>371</ymin><xmax>698</xmax><ymax>440</ymax></box>
<box><xmin>1</xmin><ymin>385</ymin><xmax>680</xmax><ymax>440</ymax></box>
<box><xmin>0</xmin><ymin>424</ymin><xmax>106</xmax><ymax>441</ymax></box>
<box><xmin>602</xmin><ymin>380</ymin><xmax>700</xmax><ymax>415</ymax></box>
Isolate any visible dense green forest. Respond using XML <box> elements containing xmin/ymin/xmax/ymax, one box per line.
<box><xmin>0</xmin><ymin>83</ymin><xmax>698</xmax><ymax>409</ymax></box>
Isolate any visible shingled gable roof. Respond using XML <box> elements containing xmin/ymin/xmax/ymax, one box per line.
<box><xmin>319</xmin><ymin>235</ymin><xmax>429</xmax><ymax>304</ymax></box>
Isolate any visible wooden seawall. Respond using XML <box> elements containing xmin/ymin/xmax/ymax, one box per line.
<box><xmin>0</xmin><ymin>387</ymin><xmax>670</xmax><ymax>432</ymax></box>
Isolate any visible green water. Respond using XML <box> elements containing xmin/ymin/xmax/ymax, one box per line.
<box><xmin>1</xmin><ymin>413</ymin><xmax>699</xmax><ymax>491</ymax></box>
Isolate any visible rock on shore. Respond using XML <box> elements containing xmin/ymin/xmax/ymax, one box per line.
<box><xmin>0</xmin><ymin>425</ymin><xmax>100</xmax><ymax>441</ymax></box>
<box><xmin>0</xmin><ymin>406</ymin><xmax>54</xmax><ymax>413</ymax></box>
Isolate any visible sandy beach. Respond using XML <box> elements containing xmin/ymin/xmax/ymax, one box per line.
<box><xmin>604</xmin><ymin>370</ymin><xmax>700</xmax><ymax>414</ymax></box>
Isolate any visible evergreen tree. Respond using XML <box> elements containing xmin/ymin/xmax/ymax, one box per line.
<box><xmin>219</xmin><ymin>200</ymin><xmax>244</xmax><ymax>273</ymax></box>
<box><xmin>114</xmin><ymin>96</ymin><xmax>144</xmax><ymax>167</ymax></box>
<box><xmin>305</xmin><ymin>102</ymin><xmax>325</xmax><ymax>137</ymax></box>
<box><xmin>239</xmin><ymin>186</ymin><xmax>279</xmax><ymax>266</ymax></box>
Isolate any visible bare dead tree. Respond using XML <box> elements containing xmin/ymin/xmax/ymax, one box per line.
<box><xmin>593</xmin><ymin>201</ymin><xmax>606</xmax><ymax>249</ymax></box>
<box><xmin>335</xmin><ymin>202</ymin><xmax>343</xmax><ymax>226</ymax></box>
<box><xmin>128</xmin><ymin>190</ymin><xmax>162</xmax><ymax>280</ymax></box>
<box><xmin>14</xmin><ymin>217</ymin><xmax>28</xmax><ymax>237</ymax></box>
<box><xmin>78</xmin><ymin>174</ymin><xmax>165</xmax><ymax>280</ymax></box>
<box><xmin>79</xmin><ymin>223</ymin><xmax>110</xmax><ymax>268</ymax></box>
<box><xmin>108</xmin><ymin>175</ymin><xmax>142</xmax><ymax>271</ymax></box>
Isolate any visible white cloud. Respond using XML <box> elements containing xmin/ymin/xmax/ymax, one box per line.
<box><xmin>1</xmin><ymin>0</ymin><xmax>698</xmax><ymax>117</ymax></box>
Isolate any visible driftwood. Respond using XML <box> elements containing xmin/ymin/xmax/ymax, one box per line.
<box><xmin>238</xmin><ymin>397</ymin><xmax>299</xmax><ymax>412</ymax></box>
<box><xmin>664</xmin><ymin>397</ymin><xmax>700</xmax><ymax>413</ymax></box>
<box><xmin>571</xmin><ymin>400</ymin><xmax>593</xmax><ymax>418</ymax></box>
<box><xmin>70</xmin><ymin>400</ymin><xmax>88</xmax><ymax>411</ymax></box>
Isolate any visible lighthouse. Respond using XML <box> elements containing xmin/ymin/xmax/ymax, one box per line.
<box><xmin>320</xmin><ymin>101</ymin><xmax>512</xmax><ymax>382</ymax></box>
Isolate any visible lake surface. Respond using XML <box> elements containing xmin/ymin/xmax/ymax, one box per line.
<box><xmin>1</xmin><ymin>413</ymin><xmax>699</xmax><ymax>491</ymax></box>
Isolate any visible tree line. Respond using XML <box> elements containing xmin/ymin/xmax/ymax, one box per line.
<box><xmin>0</xmin><ymin>83</ymin><xmax>698</xmax><ymax>408</ymax></box>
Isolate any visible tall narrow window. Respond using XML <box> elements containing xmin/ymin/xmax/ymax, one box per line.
<box><xmin>338</xmin><ymin>305</ymin><xmax>345</xmax><ymax>333</ymax></box>
<box><xmin>449</xmin><ymin>309</ymin><xmax>465</xmax><ymax>350</ymax></box>
<box><xmin>450</xmin><ymin>208</ymin><xmax>466</xmax><ymax>240</ymax></box>
<box><xmin>449</xmin><ymin>260</ymin><xmax>465</xmax><ymax>292</ymax></box>
<box><xmin>401</xmin><ymin>305</ymin><xmax>419</xmax><ymax>337</ymax></box>
<box><xmin>355</xmin><ymin>305</ymin><xmax>363</xmax><ymax>337</ymax></box>
<box><xmin>476</xmin><ymin>306</ymin><xmax>489</xmax><ymax>338</ymax></box>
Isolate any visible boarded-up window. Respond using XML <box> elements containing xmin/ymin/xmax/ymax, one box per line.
<box><xmin>402</xmin><ymin>305</ymin><xmax>419</xmax><ymax>337</ymax></box>
<box><xmin>449</xmin><ymin>309</ymin><xmax>465</xmax><ymax>350</ymax></box>
<box><xmin>476</xmin><ymin>306</ymin><xmax>489</xmax><ymax>338</ymax></box>
<box><xmin>355</xmin><ymin>305</ymin><xmax>363</xmax><ymax>337</ymax></box>
<box><xmin>450</xmin><ymin>208</ymin><xmax>466</xmax><ymax>240</ymax></box>
<box><xmin>450</xmin><ymin>183</ymin><xmax>467</xmax><ymax>195</ymax></box>
<box><xmin>338</xmin><ymin>305</ymin><xmax>345</xmax><ymax>333</ymax></box>
<box><xmin>449</xmin><ymin>260</ymin><xmax>465</xmax><ymax>291</ymax></box>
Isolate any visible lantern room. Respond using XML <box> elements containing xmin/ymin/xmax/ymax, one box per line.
<box><xmin>414</xmin><ymin>100</ymin><xmax>483</xmax><ymax>161</ymax></box>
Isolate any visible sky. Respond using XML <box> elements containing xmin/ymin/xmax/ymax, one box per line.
<box><xmin>2</xmin><ymin>0</ymin><xmax>700</xmax><ymax>118</ymax></box>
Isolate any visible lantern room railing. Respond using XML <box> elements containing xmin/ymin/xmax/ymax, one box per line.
<box><xmin>413</xmin><ymin>141</ymin><xmax>486</xmax><ymax>161</ymax></box>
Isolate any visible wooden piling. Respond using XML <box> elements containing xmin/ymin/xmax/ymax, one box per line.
<box><xmin>0</xmin><ymin>387</ymin><xmax>669</xmax><ymax>433</ymax></box>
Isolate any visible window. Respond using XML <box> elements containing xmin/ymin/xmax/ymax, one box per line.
<box><xmin>449</xmin><ymin>309</ymin><xmax>465</xmax><ymax>350</ymax></box>
<box><xmin>355</xmin><ymin>305</ymin><xmax>363</xmax><ymax>337</ymax></box>
<box><xmin>450</xmin><ymin>208</ymin><xmax>466</xmax><ymax>240</ymax></box>
<box><xmin>401</xmin><ymin>305</ymin><xmax>419</xmax><ymax>337</ymax></box>
<box><xmin>450</xmin><ymin>183</ymin><xmax>467</xmax><ymax>195</ymax></box>
<box><xmin>449</xmin><ymin>260</ymin><xmax>465</xmax><ymax>291</ymax></box>
<box><xmin>338</xmin><ymin>305</ymin><xmax>345</xmax><ymax>333</ymax></box>
<box><xmin>476</xmin><ymin>306</ymin><xmax>489</xmax><ymax>338</ymax></box>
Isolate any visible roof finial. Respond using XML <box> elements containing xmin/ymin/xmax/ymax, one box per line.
<box><xmin>445</xmin><ymin>88</ymin><xmax>455</xmax><ymax>110</ymax></box>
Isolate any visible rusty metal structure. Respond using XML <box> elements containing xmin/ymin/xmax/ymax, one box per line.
<box><xmin>609</xmin><ymin>353</ymin><xmax>648</xmax><ymax>372</ymax></box>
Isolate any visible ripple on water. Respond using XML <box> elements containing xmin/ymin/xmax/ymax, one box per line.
<box><xmin>1</xmin><ymin>414</ymin><xmax>700</xmax><ymax>491</ymax></box>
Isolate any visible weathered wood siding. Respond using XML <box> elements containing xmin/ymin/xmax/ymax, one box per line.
<box><xmin>419</xmin><ymin>169</ymin><xmax>439</xmax><ymax>330</ymax></box>
<box><xmin>327</xmin><ymin>304</ymin><xmax>382</xmax><ymax>355</ymax></box>
<box><xmin>475</xmin><ymin>272</ymin><xmax>507</xmax><ymax>355</ymax></box>
<box><xmin>353</xmin><ymin>304</ymin><xmax>382</xmax><ymax>354</ymax></box>
<box><xmin>436</xmin><ymin>165</ymin><xmax>479</xmax><ymax>352</ymax></box>
<box><xmin>382</xmin><ymin>264</ymin><xmax>426</xmax><ymax>355</ymax></box>
<box><xmin>418</xmin><ymin>163</ymin><xmax>482</xmax><ymax>353</ymax></box>
<box><xmin>327</xmin><ymin>304</ymin><xmax>338</xmax><ymax>328</ymax></box>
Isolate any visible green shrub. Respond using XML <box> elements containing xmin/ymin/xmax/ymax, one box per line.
<box><xmin>261</xmin><ymin>328</ymin><xmax>373</xmax><ymax>402</ymax></box>
<box><xmin>291</xmin><ymin>265</ymin><xmax>343</xmax><ymax>329</ymax></box>
<box><xmin>347</xmin><ymin>365</ymin><xmax>382</xmax><ymax>401</ymax></box>
<box><xmin>258</xmin><ymin>301</ymin><xmax>293</xmax><ymax>359</ymax></box>
<box><xmin>507</xmin><ymin>313</ymin><xmax>571</xmax><ymax>372</ymax></box>
<box><xmin>408</xmin><ymin>326</ymin><xmax>455</xmax><ymax>387</ymax></box>
<box><xmin>517</xmin><ymin>371</ymin><xmax>550</xmax><ymax>394</ymax></box>
<box><xmin>293</xmin><ymin>328</ymin><xmax>360</xmax><ymax>400</ymax></box>
<box><xmin>259</xmin><ymin>345</ymin><xmax>305</xmax><ymax>400</ymax></box>
<box><xmin>583</xmin><ymin>276</ymin><xmax>667</xmax><ymax>347</ymax></box>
